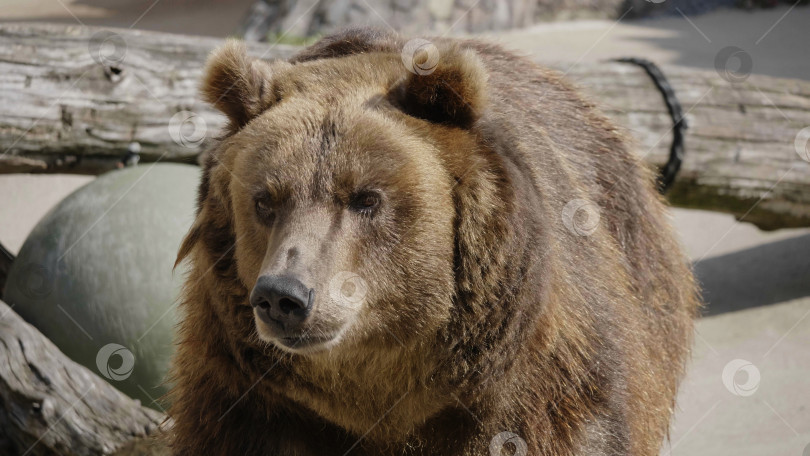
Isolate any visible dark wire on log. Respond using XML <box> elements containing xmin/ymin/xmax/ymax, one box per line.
<box><xmin>614</xmin><ymin>58</ymin><xmax>687</xmax><ymax>194</ymax></box>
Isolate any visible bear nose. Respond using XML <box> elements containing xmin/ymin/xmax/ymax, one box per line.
<box><xmin>250</xmin><ymin>275</ymin><xmax>314</xmax><ymax>330</ymax></box>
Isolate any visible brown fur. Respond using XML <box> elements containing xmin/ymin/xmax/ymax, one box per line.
<box><xmin>169</xmin><ymin>28</ymin><xmax>699</xmax><ymax>456</ymax></box>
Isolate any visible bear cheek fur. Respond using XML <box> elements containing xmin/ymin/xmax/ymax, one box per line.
<box><xmin>224</xmin><ymin>108</ymin><xmax>459</xmax><ymax>354</ymax></box>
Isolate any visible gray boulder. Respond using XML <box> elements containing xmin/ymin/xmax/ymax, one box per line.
<box><xmin>3</xmin><ymin>164</ymin><xmax>199</xmax><ymax>409</ymax></box>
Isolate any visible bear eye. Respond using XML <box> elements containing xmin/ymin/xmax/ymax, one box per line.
<box><xmin>349</xmin><ymin>191</ymin><xmax>381</xmax><ymax>214</ymax></box>
<box><xmin>254</xmin><ymin>196</ymin><xmax>275</xmax><ymax>224</ymax></box>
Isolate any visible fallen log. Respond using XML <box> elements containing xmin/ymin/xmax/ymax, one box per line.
<box><xmin>0</xmin><ymin>22</ymin><xmax>808</xmax><ymax>229</ymax></box>
<box><xmin>562</xmin><ymin>61</ymin><xmax>810</xmax><ymax>230</ymax></box>
<box><xmin>0</xmin><ymin>23</ymin><xmax>297</xmax><ymax>174</ymax></box>
<box><xmin>0</xmin><ymin>298</ymin><xmax>166</xmax><ymax>456</ymax></box>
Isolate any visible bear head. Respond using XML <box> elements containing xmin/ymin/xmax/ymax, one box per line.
<box><xmin>177</xmin><ymin>32</ymin><xmax>514</xmax><ymax>365</ymax></box>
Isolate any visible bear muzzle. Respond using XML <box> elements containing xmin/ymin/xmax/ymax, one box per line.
<box><xmin>250</xmin><ymin>274</ymin><xmax>316</xmax><ymax>342</ymax></box>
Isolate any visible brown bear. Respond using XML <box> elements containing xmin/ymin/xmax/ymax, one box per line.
<box><xmin>169</xmin><ymin>28</ymin><xmax>699</xmax><ymax>456</ymax></box>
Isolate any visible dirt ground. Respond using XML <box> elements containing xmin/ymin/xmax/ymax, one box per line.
<box><xmin>1</xmin><ymin>2</ymin><xmax>809</xmax><ymax>455</ymax></box>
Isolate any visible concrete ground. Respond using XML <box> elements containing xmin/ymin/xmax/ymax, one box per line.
<box><xmin>668</xmin><ymin>212</ymin><xmax>810</xmax><ymax>456</ymax></box>
<box><xmin>1</xmin><ymin>2</ymin><xmax>809</xmax><ymax>455</ymax></box>
<box><xmin>482</xmin><ymin>5</ymin><xmax>810</xmax><ymax>81</ymax></box>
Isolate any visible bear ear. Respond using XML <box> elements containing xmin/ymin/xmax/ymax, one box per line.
<box><xmin>201</xmin><ymin>39</ymin><xmax>274</xmax><ymax>129</ymax></box>
<box><xmin>393</xmin><ymin>44</ymin><xmax>488</xmax><ymax>128</ymax></box>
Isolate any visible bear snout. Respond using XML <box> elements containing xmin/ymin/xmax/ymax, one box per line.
<box><xmin>250</xmin><ymin>274</ymin><xmax>314</xmax><ymax>334</ymax></box>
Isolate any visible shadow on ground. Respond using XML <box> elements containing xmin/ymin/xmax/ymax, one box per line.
<box><xmin>694</xmin><ymin>233</ymin><xmax>810</xmax><ymax>315</ymax></box>
<box><xmin>619</xmin><ymin>5</ymin><xmax>810</xmax><ymax>80</ymax></box>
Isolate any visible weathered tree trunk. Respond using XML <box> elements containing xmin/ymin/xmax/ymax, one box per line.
<box><xmin>1</xmin><ymin>23</ymin><xmax>809</xmax><ymax>229</ymax></box>
<box><xmin>0</xmin><ymin>23</ymin><xmax>297</xmax><ymax>174</ymax></box>
<box><xmin>562</xmin><ymin>62</ymin><xmax>810</xmax><ymax>230</ymax></box>
<box><xmin>0</xmin><ymin>299</ymin><xmax>166</xmax><ymax>455</ymax></box>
